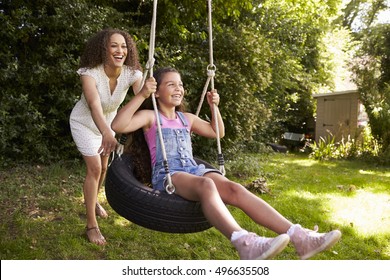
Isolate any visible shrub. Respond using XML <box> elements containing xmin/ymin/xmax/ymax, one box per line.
<box><xmin>309</xmin><ymin>126</ymin><xmax>382</xmax><ymax>162</ymax></box>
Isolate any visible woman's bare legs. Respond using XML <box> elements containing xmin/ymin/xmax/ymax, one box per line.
<box><xmin>82</xmin><ymin>155</ymin><xmax>107</xmax><ymax>245</ymax></box>
<box><xmin>205</xmin><ymin>172</ymin><xmax>292</xmax><ymax>234</ymax></box>
<box><xmin>95</xmin><ymin>155</ymin><xmax>109</xmax><ymax>218</ymax></box>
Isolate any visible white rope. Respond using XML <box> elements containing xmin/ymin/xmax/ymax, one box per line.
<box><xmin>149</xmin><ymin>0</ymin><xmax>175</xmax><ymax>194</ymax></box>
<box><xmin>208</xmin><ymin>0</ymin><xmax>215</xmax><ymax>77</ymax></box>
<box><xmin>115</xmin><ymin>45</ymin><xmax>154</xmax><ymax>157</ymax></box>
<box><xmin>116</xmin><ymin>50</ymin><xmax>155</xmax><ymax>157</ymax></box>
<box><xmin>207</xmin><ymin>0</ymin><xmax>225</xmax><ymax>175</ymax></box>
<box><xmin>116</xmin><ymin>0</ymin><xmax>175</xmax><ymax>194</ymax></box>
<box><xmin>195</xmin><ymin>0</ymin><xmax>225</xmax><ymax>175</ymax></box>
<box><xmin>117</xmin><ymin>0</ymin><xmax>224</xmax><ymax>184</ymax></box>
<box><xmin>195</xmin><ymin>74</ymin><xmax>211</xmax><ymax>117</ymax></box>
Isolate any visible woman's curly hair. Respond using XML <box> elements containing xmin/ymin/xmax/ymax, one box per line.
<box><xmin>79</xmin><ymin>28</ymin><xmax>142</xmax><ymax>71</ymax></box>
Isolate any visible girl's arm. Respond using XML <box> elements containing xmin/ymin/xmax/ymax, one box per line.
<box><xmin>111</xmin><ymin>77</ymin><xmax>157</xmax><ymax>134</ymax></box>
<box><xmin>81</xmin><ymin>75</ymin><xmax>118</xmax><ymax>155</ymax></box>
<box><xmin>189</xmin><ymin>90</ymin><xmax>225</xmax><ymax>138</ymax></box>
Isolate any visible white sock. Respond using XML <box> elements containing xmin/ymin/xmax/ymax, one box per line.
<box><xmin>230</xmin><ymin>230</ymin><xmax>249</xmax><ymax>242</ymax></box>
<box><xmin>287</xmin><ymin>224</ymin><xmax>301</xmax><ymax>237</ymax></box>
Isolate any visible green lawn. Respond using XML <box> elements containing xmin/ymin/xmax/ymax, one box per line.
<box><xmin>1</xmin><ymin>153</ymin><xmax>389</xmax><ymax>260</ymax></box>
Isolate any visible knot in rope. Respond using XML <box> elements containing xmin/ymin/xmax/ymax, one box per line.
<box><xmin>145</xmin><ymin>58</ymin><xmax>156</xmax><ymax>71</ymax></box>
<box><xmin>207</xmin><ymin>69</ymin><xmax>215</xmax><ymax>78</ymax></box>
<box><xmin>206</xmin><ymin>64</ymin><xmax>216</xmax><ymax>78</ymax></box>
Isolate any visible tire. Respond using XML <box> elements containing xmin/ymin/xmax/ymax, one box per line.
<box><xmin>105</xmin><ymin>153</ymin><xmax>213</xmax><ymax>233</ymax></box>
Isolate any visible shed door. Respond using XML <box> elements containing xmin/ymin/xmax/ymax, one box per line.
<box><xmin>323</xmin><ymin>97</ymin><xmax>351</xmax><ymax>141</ymax></box>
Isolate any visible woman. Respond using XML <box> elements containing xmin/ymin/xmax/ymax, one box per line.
<box><xmin>111</xmin><ymin>67</ymin><xmax>341</xmax><ymax>259</ymax></box>
<box><xmin>69</xmin><ymin>28</ymin><xmax>155</xmax><ymax>245</ymax></box>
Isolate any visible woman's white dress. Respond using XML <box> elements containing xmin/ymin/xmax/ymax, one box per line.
<box><xmin>69</xmin><ymin>65</ymin><xmax>142</xmax><ymax>156</ymax></box>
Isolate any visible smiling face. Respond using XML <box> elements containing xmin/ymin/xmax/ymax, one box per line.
<box><xmin>155</xmin><ymin>71</ymin><xmax>185</xmax><ymax>108</ymax></box>
<box><xmin>105</xmin><ymin>33</ymin><xmax>127</xmax><ymax>69</ymax></box>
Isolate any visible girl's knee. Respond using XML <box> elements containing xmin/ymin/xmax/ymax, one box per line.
<box><xmin>222</xmin><ymin>181</ymin><xmax>247</xmax><ymax>204</ymax></box>
<box><xmin>175</xmin><ymin>176</ymin><xmax>218</xmax><ymax>202</ymax></box>
<box><xmin>199</xmin><ymin>177</ymin><xmax>218</xmax><ymax>194</ymax></box>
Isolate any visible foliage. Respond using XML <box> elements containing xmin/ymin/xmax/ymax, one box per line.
<box><xmin>254</xmin><ymin>0</ymin><xmax>338</xmax><ymax>136</ymax></box>
<box><xmin>0</xmin><ymin>0</ymin><xmax>149</xmax><ymax>165</ymax></box>
<box><xmin>350</xmin><ymin>23</ymin><xmax>390</xmax><ymax>155</ymax></box>
<box><xmin>309</xmin><ymin>125</ymin><xmax>383</xmax><ymax>162</ymax></box>
<box><xmin>339</xmin><ymin>0</ymin><xmax>389</xmax><ymax>30</ymax></box>
<box><xmin>0</xmin><ymin>0</ymin><xmax>341</xmax><ymax>164</ymax></box>
<box><xmin>310</xmin><ymin>134</ymin><xmax>338</xmax><ymax>161</ymax></box>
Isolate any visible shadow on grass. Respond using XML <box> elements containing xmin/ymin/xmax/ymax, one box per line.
<box><xmin>0</xmin><ymin>155</ymin><xmax>389</xmax><ymax>260</ymax></box>
<box><xmin>256</xmin><ymin>153</ymin><xmax>390</xmax><ymax>260</ymax></box>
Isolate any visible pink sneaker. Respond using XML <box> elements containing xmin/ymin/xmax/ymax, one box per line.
<box><xmin>289</xmin><ymin>225</ymin><xmax>341</xmax><ymax>260</ymax></box>
<box><xmin>232</xmin><ymin>232</ymin><xmax>290</xmax><ymax>260</ymax></box>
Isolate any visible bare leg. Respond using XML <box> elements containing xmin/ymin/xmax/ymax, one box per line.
<box><xmin>172</xmin><ymin>172</ymin><xmax>243</xmax><ymax>239</ymax></box>
<box><xmin>205</xmin><ymin>172</ymin><xmax>293</xmax><ymax>234</ymax></box>
<box><xmin>192</xmin><ymin>172</ymin><xmax>342</xmax><ymax>259</ymax></box>
<box><xmin>95</xmin><ymin>155</ymin><xmax>109</xmax><ymax>218</ymax></box>
<box><xmin>82</xmin><ymin>155</ymin><xmax>106</xmax><ymax>245</ymax></box>
<box><xmin>172</xmin><ymin>172</ymin><xmax>291</xmax><ymax>260</ymax></box>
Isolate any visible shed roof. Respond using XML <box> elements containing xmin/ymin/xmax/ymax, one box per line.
<box><xmin>313</xmin><ymin>89</ymin><xmax>358</xmax><ymax>98</ymax></box>
<box><xmin>313</xmin><ymin>69</ymin><xmax>358</xmax><ymax>98</ymax></box>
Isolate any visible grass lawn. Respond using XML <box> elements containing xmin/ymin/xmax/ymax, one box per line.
<box><xmin>0</xmin><ymin>152</ymin><xmax>389</xmax><ymax>260</ymax></box>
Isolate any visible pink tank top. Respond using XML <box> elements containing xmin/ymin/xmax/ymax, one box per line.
<box><xmin>144</xmin><ymin>112</ymin><xmax>191</xmax><ymax>166</ymax></box>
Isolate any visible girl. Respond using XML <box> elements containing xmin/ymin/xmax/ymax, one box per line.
<box><xmin>69</xmin><ymin>28</ymin><xmax>153</xmax><ymax>245</ymax></box>
<box><xmin>111</xmin><ymin>67</ymin><xmax>341</xmax><ymax>259</ymax></box>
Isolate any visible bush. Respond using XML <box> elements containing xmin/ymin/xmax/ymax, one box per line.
<box><xmin>0</xmin><ymin>0</ymin><xmax>145</xmax><ymax>166</ymax></box>
<box><xmin>309</xmin><ymin>126</ymin><xmax>382</xmax><ymax>162</ymax></box>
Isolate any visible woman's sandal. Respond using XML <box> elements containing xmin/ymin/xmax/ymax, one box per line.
<box><xmin>95</xmin><ymin>202</ymin><xmax>108</xmax><ymax>219</ymax></box>
<box><xmin>86</xmin><ymin>226</ymin><xmax>106</xmax><ymax>245</ymax></box>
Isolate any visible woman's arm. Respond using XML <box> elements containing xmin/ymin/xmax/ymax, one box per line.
<box><xmin>131</xmin><ymin>74</ymin><xmax>144</xmax><ymax>95</ymax></box>
<box><xmin>189</xmin><ymin>90</ymin><xmax>225</xmax><ymax>138</ymax></box>
<box><xmin>81</xmin><ymin>75</ymin><xmax>118</xmax><ymax>155</ymax></box>
<box><xmin>111</xmin><ymin>77</ymin><xmax>157</xmax><ymax>133</ymax></box>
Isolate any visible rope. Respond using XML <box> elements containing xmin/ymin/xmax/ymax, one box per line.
<box><xmin>196</xmin><ymin>0</ymin><xmax>225</xmax><ymax>175</ymax></box>
<box><xmin>115</xmin><ymin>0</ymin><xmax>175</xmax><ymax>194</ymax></box>
<box><xmin>115</xmin><ymin>19</ymin><xmax>154</xmax><ymax>158</ymax></box>
<box><xmin>117</xmin><ymin>0</ymin><xmax>225</xmax><ymax>191</ymax></box>
<box><xmin>148</xmin><ymin>0</ymin><xmax>175</xmax><ymax>194</ymax></box>
<box><xmin>195</xmin><ymin>66</ymin><xmax>214</xmax><ymax>117</ymax></box>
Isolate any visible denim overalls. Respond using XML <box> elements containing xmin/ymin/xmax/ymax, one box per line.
<box><xmin>151</xmin><ymin>112</ymin><xmax>220</xmax><ymax>191</ymax></box>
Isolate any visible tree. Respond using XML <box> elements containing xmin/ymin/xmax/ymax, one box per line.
<box><xmin>339</xmin><ymin>0</ymin><xmax>388</xmax><ymax>30</ymax></box>
<box><xmin>0</xmin><ymin>0</ymin><xmax>341</xmax><ymax>164</ymax></box>
<box><xmin>338</xmin><ymin>0</ymin><xmax>390</xmax><ymax>158</ymax></box>
<box><xmin>351</xmin><ymin>23</ymin><xmax>390</xmax><ymax>155</ymax></box>
<box><xmin>245</xmin><ymin>0</ymin><xmax>340</xmax><ymax>140</ymax></box>
<box><xmin>0</xmin><ymin>0</ymin><xmax>149</xmax><ymax>164</ymax></box>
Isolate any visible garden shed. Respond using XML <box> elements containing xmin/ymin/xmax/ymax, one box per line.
<box><xmin>313</xmin><ymin>85</ymin><xmax>368</xmax><ymax>143</ymax></box>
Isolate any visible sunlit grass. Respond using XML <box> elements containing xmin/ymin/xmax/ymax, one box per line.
<box><xmin>258</xmin><ymin>153</ymin><xmax>390</xmax><ymax>259</ymax></box>
<box><xmin>359</xmin><ymin>169</ymin><xmax>390</xmax><ymax>177</ymax></box>
<box><xmin>1</xmin><ymin>154</ymin><xmax>389</xmax><ymax>259</ymax></box>
<box><xmin>286</xmin><ymin>188</ymin><xmax>390</xmax><ymax>236</ymax></box>
<box><xmin>283</xmin><ymin>157</ymin><xmax>320</xmax><ymax>167</ymax></box>
<box><xmin>112</xmin><ymin>216</ymin><xmax>132</xmax><ymax>227</ymax></box>
<box><xmin>384</xmin><ymin>243</ymin><xmax>390</xmax><ymax>258</ymax></box>
<box><xmin>328</xmin><ymin>190</ymin><xmax>390</xmax><ymax>236</ymax></box>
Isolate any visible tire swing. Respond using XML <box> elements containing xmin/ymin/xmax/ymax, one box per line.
<box><xmin>106</xmin><ymin>153</ymin><xmax>215</xmax><ymax>233</ymax></box>
<box><xmin>105</xmin><ymin>0</ymin><xmax>226</xmax><ymax>233</ymax></box>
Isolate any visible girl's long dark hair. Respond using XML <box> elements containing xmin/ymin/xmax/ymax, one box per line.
<box><xmin>124</xmin><ymin>67</ymin><xmax>186</xmax><ymax>185</ymax></box>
